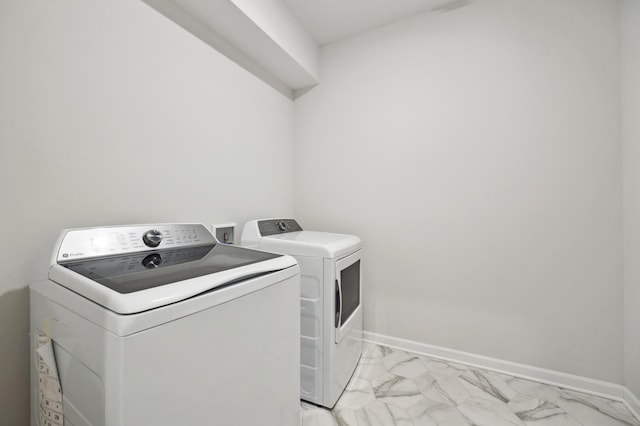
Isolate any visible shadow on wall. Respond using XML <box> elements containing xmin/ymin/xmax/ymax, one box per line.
<box><xmin>0</xmin><ymin>286</ymin><xmax>30</xmax><ymax>425</ymax></box>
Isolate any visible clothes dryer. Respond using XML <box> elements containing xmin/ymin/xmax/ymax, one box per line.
<box><xmin>242</xmin><ymin>219</ymin><xmax>362</xmax><ymax>408</ymax></box>
<box><xmin>30</xmin><ymin>223</ymin><xmax>300</xmax><ymax>426</ymax></box>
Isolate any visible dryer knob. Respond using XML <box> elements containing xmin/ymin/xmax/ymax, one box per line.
<box><xmin>277</xmin><ymin>221</ymin><xmax>288</xmax><ymax>232</ymax></box>
<box><xmin>142</xmin><ymin>229</ymin><xmax>163</xmax><ymax>247</ymax></box>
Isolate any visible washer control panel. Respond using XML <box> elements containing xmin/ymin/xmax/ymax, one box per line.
<box><xmin>258</xmin><ymin>219</ymin><xmax>303</xmax><ymax>236</ymax></box>
<box><xmin>56</xmin><ymin>223</ymin><xmax>216</xmax><ymax>263</ymax></box>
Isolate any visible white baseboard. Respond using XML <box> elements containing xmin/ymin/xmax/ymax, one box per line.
<box><xmin>363</xmin><ymin>331</ymin><xmax>639</xmax><ymax>418</ymax></box>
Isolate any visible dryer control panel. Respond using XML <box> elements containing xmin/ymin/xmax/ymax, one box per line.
<box><xmin>258</xmin><ymin>219</ymin><xmax>303</xmax><ymax>236</ymax></box>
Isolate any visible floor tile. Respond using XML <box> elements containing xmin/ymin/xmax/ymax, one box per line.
<box><xmin>383</xmin><ymin>351</ymin><xmax>429</xmax><ymax>379</ymax></box>
<box><xmin>336</xmin><ymin>377</ymin><xmax>376</xmax><ymax>410</ymax></box>
<box><xmin>461</xmin><ymin>369</ymin><xmax>517</xmax><ymax>402</ymax></box>
<box><xmin>429</xmin><ymin>371</ymin><xmax>472</xmax><ymax>405</ymax></box>
<box><xmin>505</xmin><ymin>377</ymin><xmax>563</xmax><ymax>403</ymax></box>
<box><xmin>458</xmin><ymin>396</ymin><xmax>526</xmax><ymax>426</ymax></box>
<box><xmin>406</xmin><ymin>398</ymin><xmax>446</xmax><ymax>425</ymax></box>
<box><xmin>423</xmin><ymin>358</ymin><xmax>466</xmax><ymax>377</ymax></box>
<box><xmin>355</xmin><ymin>356</ymin><xmax>388</xmax><ymax>381</ymax></box>
<box><xmin>413</xmin><ymin>372</ymin><xmax>457</xmax><ymax>405</ymax></box>
<box><xmin>425</xmin><ymin>404</ymin><xmax>473</xmax><ymax>425</ymax></box>
<box><xmin>555</xmin><ymin>390</ymin><xmax>640</xmax><ymax>426</ymax></box>
<box><xmin>510</xmin><ymin>398</ymin><xmax>582</xmax><ymax>426</ymax></box>
<box><xmin>371</xmin><ymin>373</ymin><xmax>425</xmax><ymax>409</ymax></box>
<box><xmin>355</xmin><ymin>400</ymin><xmax>413</xmax><ymax>426</ymax></box>
<box><xmin>301</xmin><ymin>343</ymin><xmax>640</xmax><ymax>426</ymax></box>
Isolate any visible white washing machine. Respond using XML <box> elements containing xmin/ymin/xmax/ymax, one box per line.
<box><xmin>30</xmin><ymin>223</ymin><xmax>301</xmax><ymax>426</ymax></box>
<box><xmin>242</xmin><ymin>219</ymin><xmax>363</xmax><ymax>408</ymax></box>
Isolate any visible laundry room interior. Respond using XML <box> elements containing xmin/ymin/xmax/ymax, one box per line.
<box><xmin>1</xmin><ymin>0</ymin><xmax>640</xmax><ymax>425</ymax></box>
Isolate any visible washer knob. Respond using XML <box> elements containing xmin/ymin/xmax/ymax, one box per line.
<box><xmin>142</xmin><ymin>253</ymin><xmax>163</xmax><ymax>269</ymax></box>
<box><xmin>277</xmin><ymin>221</ymin><xmax>288</xmax><ymax>232</ymax></box>
<box><xmin>142</xmin><ymin>229</ymin><xmax>163</xmax><ymax>247</ymax></box>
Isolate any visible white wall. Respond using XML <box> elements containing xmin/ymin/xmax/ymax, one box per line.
<box><xmin>0</xmin><ymin>0</ymin><xmax>294</xmax><ymax>423</ymax></box>
<box><xmin>622</xmin><ymin>0</ymin><xmax>640</xmax><ymax>398</ymax></box>
<box><xmin>294</xmin><ymin>0</ymin><xmax>623</xmax><ymax>383</ymax></box>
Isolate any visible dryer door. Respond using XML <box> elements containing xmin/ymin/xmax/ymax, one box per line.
<box><xmin>335</xmin><ymin>249</ymin><xmax>362</xmax><ymax>344</ymax></box>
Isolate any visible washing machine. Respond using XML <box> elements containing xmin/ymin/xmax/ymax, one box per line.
<box><xmin>30</xmin><ymin>223</ymin><xmax>301</xmax><ymax>426</ymax></box>
<box><xmin>242</xmin><ymin>218</ymin><xmax>362</xmax><ymax>408</ymax></box>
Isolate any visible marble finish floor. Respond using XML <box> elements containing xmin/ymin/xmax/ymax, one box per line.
<box><xmin>302</xmin><ymin>343</ymin><xmax>639</xmax><ymax>426</ymax></box>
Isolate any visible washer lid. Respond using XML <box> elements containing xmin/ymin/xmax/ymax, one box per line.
<box><xmin>259</xmin><ymin>231</ymin><xmax>362</xmax><ymax>258</ymax></box>
<box><xmin>49</xmin><ymin>243</ymin><xmax>297</xmax><ymax>314</ymax></box>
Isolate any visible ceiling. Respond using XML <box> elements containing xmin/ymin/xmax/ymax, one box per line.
<box><xmin>281</xmin><ymin>0</ymin><xmax>472</xmax><ymax>46</ymax></box>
